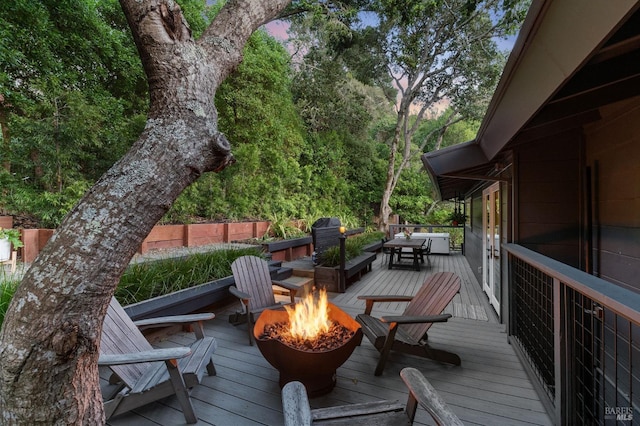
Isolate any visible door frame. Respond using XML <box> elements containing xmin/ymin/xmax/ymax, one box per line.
<box><xmin>483</xmin><ymin>182</ymin><xmax>501</xmax><ymax>315</ymax></box>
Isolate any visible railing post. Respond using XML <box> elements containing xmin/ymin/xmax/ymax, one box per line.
<box><xmin>553</xmin><ymin>278</ymin><xmax>567</xmax><ymax>424</ymax></box>
<box><xmin>339</xmin><ymin>227</ymin><xmax>346</xmax><ymax>293</ymax></box>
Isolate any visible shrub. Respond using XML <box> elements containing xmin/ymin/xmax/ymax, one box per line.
<box><xmin>318</xmin><ymin>231</ymin><xmax>384</xmax><ymax>267</ymax></box>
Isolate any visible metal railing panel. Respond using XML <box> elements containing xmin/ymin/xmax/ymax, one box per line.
<box><xmin>504</xmin><ymin>244</ymin><xmax>640</xmax><ymax>425</ymax></box>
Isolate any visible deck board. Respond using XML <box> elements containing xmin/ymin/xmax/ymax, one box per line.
<box><xmin>105</xmin><ymin>252</ymin><xmax>552</xmax><ymax>426</ymax></box>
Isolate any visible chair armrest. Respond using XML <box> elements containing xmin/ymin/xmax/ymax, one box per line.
<box><xmin>272</xmin><ymin>280</ymin><xmax>299</xmax><ymax>293</ymax></box>
<box><xmin>282</xmin><ymin>381</ymin><xmax>312</xmax><ymax>426</ymax></box>
<box><xmin>229</xmin><ymin>285</ymin><xmax>251</xmax><ymax>300</ymax></box>
<box><xmin>358</xmin><ymin>295</ymin><xmax>413</xmax><ymax>315</ymax></box>
<box><xmin>357</xmin><ymin>295</ymin><xmax>414</xmax><ymax>302</ymax></box>
<box><xmin>134</xmin><ymin>313</ymin><xmax>215</xmax><ymax>328</ymax></box>
<box><xmin>272</xmin><ymin>280</ymin><xmax>299</xmax><ymax>303</ymax></box>
<box><xmin>400</xmin><ymin>367</ymin><xmax>464</xmax><ymax>426</ymax></box>
<box><xmin>380</xmin><ymin>314</ymin><xmax>452</xmax><ymax>324</ymax></box>
<box><xmin>98</xmin><ymin>347</ymin><xmax>191</xmax><ymax>366</ymax></box>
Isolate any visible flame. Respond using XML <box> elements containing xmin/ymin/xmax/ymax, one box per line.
<box><xmin>285</xmin><ymin>289</ymin><xmax>330</xmax><ymax>340</ymax></box>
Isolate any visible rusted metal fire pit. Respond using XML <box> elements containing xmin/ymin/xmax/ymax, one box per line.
<box><xmin>254</xmin><ymin>302</ymin><xmax>362</xmax><ymax>397</ymax></box>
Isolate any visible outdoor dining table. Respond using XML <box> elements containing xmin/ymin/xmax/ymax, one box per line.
<box><xmin>383</xmin><ymin>238</ymin><xmax>426</xmax><ymax>271</ymax></box>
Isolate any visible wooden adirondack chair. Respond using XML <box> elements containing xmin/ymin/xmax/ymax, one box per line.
<box><xmin>282</xmin><ymin>367</ymin><xmax>464</xmax><ymax>426</ymax></box>
<box><xmin>356</xmin><ymin>272</ymin><xmax>461</xmax><ymax>376</ymax></box>
<box><xmin>99</xmin><ymin>297</ymin><xmax>217</xmax><ymax>424</ymax></box>
<box><xmin>230</xmin><ymin>255</ymin><xmax>299</xmax><ymax>345</ymax></box>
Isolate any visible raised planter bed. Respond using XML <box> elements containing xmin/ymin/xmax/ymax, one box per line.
<box><xmin>314</xmin><ymin>252</ymin><xmax>377</xmax><ymax>293</ymax></box>
<box><xmin>262</xmin><ymin>236</ymin><xmax>313</xmax><ymax>261</ymax></box>
<box><xmin>123</xmin><ymin>260</ymin><xmax>292</xmax><ymax>320</ymax></box>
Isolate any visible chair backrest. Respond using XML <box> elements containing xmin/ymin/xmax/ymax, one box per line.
<box><xmin>402</xmin><ymin>272</ymin><xmax>460</xmax><ymax>341</ymax></box>
<box><xmin>425</xmin><ymin>238</ymin><xmax>432</xmax><ymax>254</ymax></box>
<box><xmin>231</xmin><ymin>255</ymin><xmax>277</xmax><ymax>310</ymax></box>
<box><xmin>101</xmin><ymin>297</ymin><xmax>158</xmax><ymax>388</ymax></box>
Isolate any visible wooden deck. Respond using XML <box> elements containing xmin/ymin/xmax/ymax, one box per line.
<box><xmin>105</xmin><ymin>252</ymin><xmax>552</xmax><ymax>426</ymax></box>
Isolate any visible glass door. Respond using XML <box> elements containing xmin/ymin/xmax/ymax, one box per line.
<box><xmin>483</xmin><ymin>183</ymin><xmax>501</xmax><ymax>315</ymax></box>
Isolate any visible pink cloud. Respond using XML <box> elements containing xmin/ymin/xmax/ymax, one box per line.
<box><xmin>264</xmin><ymin>20</ymin><xmax>290</xmax><ymax>41</ymax></box>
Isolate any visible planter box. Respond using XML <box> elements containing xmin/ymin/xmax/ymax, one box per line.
<box><xmin>0</xmin><ymin>216</ymin><xmax>12</xmax><ymax>229</ymax></box>
<box><xmin>125</xmin><ymin>276</ymin><xmax>236</xmax><ymax>321</ymax></box>
<box><xmin>262</xmin><ymin>236</ymin><xmax>313</xmax><ymax>261</ymax></box>
<box><xmin>314</xmin><ymin>252</ymin><xmax>377</xmax><ymax>293</ymax></box>
<box><xmin>314</xmin><ymin>265</ymin><xmax>342</xmax><ymax>293</ymax></box>
<box><xmin>123</xmin><ymin>260</ymin><xmax>292</xmax><ymax>321</ymax></box>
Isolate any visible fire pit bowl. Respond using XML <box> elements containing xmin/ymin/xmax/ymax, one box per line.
<box><xmin>254</xmin><ymin>302</ymin><xmax>362</xmax><ymax>397</ymax></box>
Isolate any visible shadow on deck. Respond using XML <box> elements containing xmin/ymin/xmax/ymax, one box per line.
<box><xmin>105</xmin><ymin>252</ymin><xmax>552</xmax><ymax>426</ymax></box>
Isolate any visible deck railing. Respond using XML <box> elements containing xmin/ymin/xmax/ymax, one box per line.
<box><xmin>388</xmin><ymin>223</ymin><xmax>465</xmax><ymax>252</ymax></box>
<box><xmin>504</xmin><ymin>244</ymin><xmax>640</xmax><ymax>425</ymax></box>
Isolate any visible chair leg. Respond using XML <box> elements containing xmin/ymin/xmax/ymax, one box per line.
<box><xmin>422</xmin><ymin>344</ymin><xmax>461</xmax><ymax>366</ymax></box>
<box><xmin>375</xmin><ymin>323</ymin><xmax>400</xmax><ymax>376</ymax></box>
<box><xmin>248</xmin><ymin>312</ymin><xmax>254</xmax><ymax>346</ymax></box>
<box><xmin>165</xmin><ymin>360</ymin><xmax>198</xmax><ymax>424</ymax></box>
<box><xmin>206</xmin><ymin>358</ymin><xmax>217</xmax><ymax>376</ymax></box>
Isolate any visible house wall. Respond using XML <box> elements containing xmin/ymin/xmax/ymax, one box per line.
<box><xmin>514</xmin><ymin>129</ymin><xmax>583</xmax><ymax>267</ymax></box>
<box><xmin>584</xmin><ymin>97</ymin><xmax>640</xmax><ymax>293</ymax></box>
<box><xmin>465</xmin><ymin>193</ymin><xmax>484</xmax><ymax>286</ymax></box>
<box><xmin>464</xmin><ymin>181</ymin><xmax>510</xmax><ymax>319</ymax></box>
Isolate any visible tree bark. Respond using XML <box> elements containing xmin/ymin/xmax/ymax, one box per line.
<box><xmin>0</xmin><ymin>0</ymin><xmax>290</xmax><ymax>423</ymax></box>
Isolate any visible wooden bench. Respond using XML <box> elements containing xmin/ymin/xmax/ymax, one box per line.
<box><xmin>344</xmin><ymin>251</ymin><xmax>377</xmax><ymax>281</ymax></box>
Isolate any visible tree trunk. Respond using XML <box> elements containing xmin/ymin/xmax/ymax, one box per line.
<box><xmin>0</xmin><ymin>0</ymin><xmax>290</xmax><ymax>423</ymax></box>
<box><xmin>378</xmin><ymin>106</ymin><xmax>409</xmax><ymax>233</ymax></box>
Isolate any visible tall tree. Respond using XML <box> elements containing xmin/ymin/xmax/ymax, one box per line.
<box><xmin>0</xmin><ymin>0</ymin><xmax>290</xmax><ymax>422</ymax></box>
<box><xmin>286</xmin><ymin>10</ymin><xmax>394</xmax><ymax>222</ymax></box>
<box><xmin>371</xmin><ymin>0</ymin><xmax>529</xmax><ymax>230</ymax></box>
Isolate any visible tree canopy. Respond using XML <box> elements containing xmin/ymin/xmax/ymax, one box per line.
<box><xmin>0</xmin><ymin>0</ymin><xmax>524</xmax><ymax>231</ymax></box>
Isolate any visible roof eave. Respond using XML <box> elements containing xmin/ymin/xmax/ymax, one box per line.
<box><xmin>422</xmin><ymin>0</ymin><xmax>639</xmax><ymax>200</ymax></box>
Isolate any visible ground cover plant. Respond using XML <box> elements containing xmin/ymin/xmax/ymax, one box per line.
<box><xmin>0</xmin><ymin>247</ymin><xmax>264</xmax><ymax>327</ymax></box>
<box><xmin>115</xmin><ymin>246</ymin><xmax>264</xmax><ymax>306</ymax></box>
<box><xmin>0</xmin><ymin>277</ymin><xmax>19</xmax><ymax>327</ymax></box>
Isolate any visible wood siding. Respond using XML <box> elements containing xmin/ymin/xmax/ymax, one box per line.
<box><xmin>465</xmin><ymin>192</ymin><xmax>484</xmax><ymax>287</ymax></box>
<box><xmin>585</xmin><ymin>97</ymin><xmax>640</xmax><ymax>292</ymax></box>
<box><xmin>515</xmin><ymin>129</ymin><xmax>582</xmax><ymax>267</ymax></box>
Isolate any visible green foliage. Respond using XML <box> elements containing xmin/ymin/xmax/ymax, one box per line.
<box><xmin>0</xmin><ymin>0</ymin><xmax>494</xmax><ymax>233</ymax></box>
<box><xmin>349</xmin><ymin>231</ymin><xmax>385</xmax><ymax>246</ymax></box>
<box><xmin>115</xmin><ymin>247</ymin><xmax>264</xmax><ymax>306</ymax></box>
<box><xmin>263</xmin><ymin>213</ymin><xmax>306</xmax><ymax>240</ymax></box>
<box><xmin>0</xmin><ymin>228</ymin><xmax>23</xmax><ymax>249</ymax></box>
<box><xmin>447</xmin><ymin>209</ymin><xmax>467</xmax><ymax>224</ymax></box>
<box><xmin>0</xmin><ymin>277</ymin><xmax>20</xmax><ymax>328</ymax></box>
<box><xmin>0</xmin><ymin>247</ymin><xmax>264</xmax><ymax>327</ymax></box>
<box><xmin>1</xmin><ymin>0</ymin><xmax>146</xmax><ymax>226</ymax></box>
<box><xmin>289</xmin><ymin>0</ymin><xmax>528</xmax><ymax>227</ymax></box>
<box><xmin>2</xmin><ymin>176</ymin><xmax>92</xmax><ymax>228</ymax></box>
<box><xmin>318</xmin><ymin>231</ymin><xmax>384</xmax><ymax>267</ymax></box>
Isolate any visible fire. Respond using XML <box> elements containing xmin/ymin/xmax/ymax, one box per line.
<box><xmin>285</xmin><ymin>289</ymin><xmax>331</xmax><ymax>340</ymax></box>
